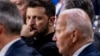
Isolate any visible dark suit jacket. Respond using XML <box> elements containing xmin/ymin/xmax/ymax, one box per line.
<box><xmin>79</xmin><ymin>44</ymin><xmax>100</xmax><ymax>56</ymax></box>
<box><xmin>5</xmin><ymin>39</ymin><xmax>41</xmax><ymax>56</ymax></box>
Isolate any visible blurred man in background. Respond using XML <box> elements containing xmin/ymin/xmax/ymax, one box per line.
<box><xmin>0</xmin><ymin>1</ymin><xmax>41</xmax><ymax>56</ymax></box>
<box><xmin>61</xmin><ymin>0</ymin><xmax>94</xmax><ymax>23</ymax></box>
<box><xmin>9</xmin><ymin>0</ymin><xmax>29</xmax><ymax>24</ymax></box>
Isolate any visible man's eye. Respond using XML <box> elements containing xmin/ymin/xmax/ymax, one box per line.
<box><xmin>26</xmin><ymin>16</ymin><xmax>30</xmax><ymax>19</ymax></box>
<box><xmin>16</xmin><ymin>3</ymin><xmax>22</xmax><ymax>7</ymax></box>
<box><xmin>56</xmin><ymin>30</ymin><xmax>60</xmax><ymax>33</ymax></box>
<box><xmin>37</xmin><ymin>17</ymin><xmax>42</xmax><ymax>20</ymax></box>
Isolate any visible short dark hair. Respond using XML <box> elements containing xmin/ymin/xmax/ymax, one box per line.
<box><xmin>0</xmin><ymin>1</ymin><xmax>23</xmax><ymax>35</ymax></box>
<box><xmin>64</xmin><ymin>0</ymin><xmax>94</xmax><ymax>23</ymax></box>
<box><xmin>27</xmin><ymin>0</ymin><xmax>55</xmax><ymax>18</ymax></box>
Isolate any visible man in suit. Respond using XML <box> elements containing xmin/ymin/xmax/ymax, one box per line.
<box><xmin>53</xmin><ymin>8</ymin><xmax>100</xmax><ymax>56</ymax></box>
<box><xmin>0</xmin><ymin>1</ymin><xmax>41</xmax><ymax>56</ymax></box>
<box><xmin>61</xmin><ymin>0</ymin><xmax>100</xmax><ymax>51</ymax></box>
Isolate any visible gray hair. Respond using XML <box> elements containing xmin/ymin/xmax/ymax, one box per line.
<box><xmin>0</xmin><ymin>1</ymin><xmax>23</xmax><ymax>35</ymax></box>
<box><xmin>60</xmin><ymin>8</ymin><xmax>94</xmax><ymax>38</ymax></box>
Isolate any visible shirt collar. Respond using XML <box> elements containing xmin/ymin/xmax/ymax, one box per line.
<box><xmin>0</xmin><ymin>38</ymin><xmax>21</xmax><ymax>56</ymax></box>
<box><xmin>73</xmin><ymin>42</ymin><xmax>92</xmax><ymax>56</ymax></box>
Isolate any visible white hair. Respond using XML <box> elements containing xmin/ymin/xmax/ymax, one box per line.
<box><xmin>60</xmin><ymin>8</ymin><xmax>94</xmax><ymax>38</ymax></box>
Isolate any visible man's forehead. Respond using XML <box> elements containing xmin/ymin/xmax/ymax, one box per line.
<box><xmin>57</xmin><ymin>13</ymin><xmax>68</xmax><ymax>23</ymax></box>
<box><xmin>56</xmin><ymin>17</ymin><xmax>66</xmax><ymax>27</ymax></box>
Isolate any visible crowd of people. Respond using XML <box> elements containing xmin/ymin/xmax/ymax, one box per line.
<box><xmin>0</xmin><ymin>0</ymin><xmax>100</xmax><ymax>56</ymax></box>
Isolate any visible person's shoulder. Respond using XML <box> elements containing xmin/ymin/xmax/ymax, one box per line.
<box><xmin>14</xmin><ymin>39</ymin><xmax>41</xmax><ymax>56</ymax></box>
<box><xmin>16</xmin><ymin>45</ymin><xmax>41</xmax><ymax>56</ymax></box>
<box><xmin>39</xmin><ymin>42</ymin><xmax>61</xmax><ymax>56</ymax></box>
<box><xmin>79</xmin><ymin>44</ymin><xmax>97</xmax><ymax>56</ymax></box>
<box><xmin>87</xmin><ymin>50</ymin><xmax>100</xmax><ymax>56</ymax></box>
<box><xmin>6</xmin><ymin>39</ymin><xmax>41</xmax><ymax>56</ymax></box>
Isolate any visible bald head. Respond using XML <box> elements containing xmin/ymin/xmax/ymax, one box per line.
<box><xmin>57</xmin><ymin>8</ymin><xmax>93</xmax><ymax>38</ymax></box>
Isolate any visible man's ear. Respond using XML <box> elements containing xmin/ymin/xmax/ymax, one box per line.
<box><xmin>71</xmin><ymin>29</ymin><xmax>79</xmax><ymax>43</ymax></box>
<box><xmin>49</xmin><ymin>16</ymin><xmax>55</xmax><ymax>26</ymax></box>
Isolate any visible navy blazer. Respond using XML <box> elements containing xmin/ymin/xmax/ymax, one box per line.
<box><xmin>5</xmin><ymin>39</ymin><xmax>41</xmax><ymax>56</ymax></box>
<box><xmin>79</xmin><ymin>44</ymin><xmax>100</xmax><ymax>56</ymax></box>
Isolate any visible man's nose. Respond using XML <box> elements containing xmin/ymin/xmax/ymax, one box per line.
<box><xmin>27</xmin><ymin>17</ymin><xmax>36</xmax><ymax>26</ymax></box>
<box><xmin>30</xmin><ymin>17</ymin><xmax>36</xmax><ymax>25</ymax></box>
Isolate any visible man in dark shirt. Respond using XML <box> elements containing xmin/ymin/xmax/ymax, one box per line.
<box><xmin>21</xmin><ymin>0</ymin><xmax>61</xmax><ymax>56</ymax></box>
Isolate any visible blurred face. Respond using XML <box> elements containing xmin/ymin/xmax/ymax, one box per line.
<box><xmin>26</xmin><ymin>7</ymin><xmax>49</xmax><ymax>37</ymax></box>
<box><xmin>53</xmin><ymin>15</ymin><xmax>73</xmax><ymax>55</ymax></box>
<box><xmin>10</xmin><ymin>0</ymin><xmax>28</xmax><ymax>18</ymax></box>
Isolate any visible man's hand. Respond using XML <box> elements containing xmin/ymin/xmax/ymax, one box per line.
<box><xmin>20</xmin><ymin>18</ymin><xmax>37</xmax><ymax>38</ymax></box>
<box><xmin>20</xmin><ymin>24</ymin><xmax>36</xmax><ymax>38</ymax></box>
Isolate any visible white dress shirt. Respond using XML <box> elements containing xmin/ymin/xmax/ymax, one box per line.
<box><xmin>73</xmin><ymin>43</ymin><xmax>92</xmax><ymax>56</ymax></box>
<box><xmin>0</xmin><ymin>38</ymin><xmax>21</xmax><ymax>56</ymax></box>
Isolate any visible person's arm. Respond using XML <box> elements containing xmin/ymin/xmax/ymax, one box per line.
<box><xmin>21</xmin><ymin>36</ymin><xmax>35</xmax><ymax>47</ymax></box>
<box><xmin>20</xmin><ymin>24</ymin><xmax>36</xmax><ymax>47</ymax></box>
